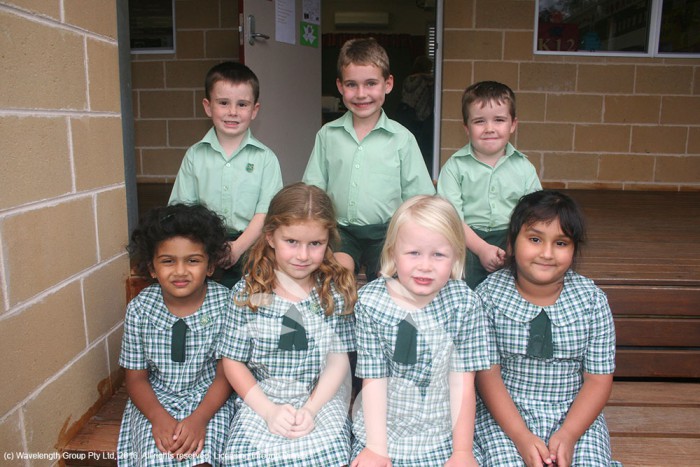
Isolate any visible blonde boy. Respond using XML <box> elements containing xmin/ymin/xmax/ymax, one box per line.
<box><xmin>437</xmin><ymin>81</ymin><xmax>541</xmax><ymax>290</ymax></box>
<box><xmin>303</xmin><ymin>38</ymin><xmax>435</xmax><ymax>281</ymax></box>
<box><xmin>169</xmin><ymin>62</ymin><xmax>283</xmax><ymax>287</ymax></box>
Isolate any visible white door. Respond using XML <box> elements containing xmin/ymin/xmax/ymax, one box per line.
<box><xmin>241</xmin><ymin>0</ymin><xmax>321</xmax><ymax>184</ymax></box>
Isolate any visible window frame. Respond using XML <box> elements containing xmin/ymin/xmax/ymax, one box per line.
<box><xmin>129</xmin><ymin>0</ymin><xmax>177</xmax><ymax>55</ymax></box>
<box><xmin>533</xmin><ymin>0</ymin><xmax>699</xmax><ymax>58</ymax></box>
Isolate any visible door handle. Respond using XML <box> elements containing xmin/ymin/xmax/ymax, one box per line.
<box><xmin>247</xmin><ymin>15</ymin><xmax>270</xmax><ymax>45</ymax></box>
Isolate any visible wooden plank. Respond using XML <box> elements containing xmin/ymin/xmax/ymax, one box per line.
<box><xmin>610</xmin><ymin>437</ymin><xmax>700</xmax><ymax>466</ymax></box>
<box><xmin>605</xmin><ymin>406</ymin><xmax>700</xmax><ymax>437</ymax></box>
<box><xmin>615</xmin><ymin>349</ymin><xmax>700</xmax><ymax>378</ymax></box>
<box><xmin>614</xmin><ymin>317</ymin><xmax>700</xmax><ymax>346</ymax></box>
<box><xmin>603</xmin><ymin>286</ymin><xmax>700</xmax><ymax>317</ymax></box>
<box><xmin>609</xmin><ymin>382</ymin><xmax>700</xmax><ymax>407</ymax></box>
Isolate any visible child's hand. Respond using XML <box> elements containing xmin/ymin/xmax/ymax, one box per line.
<box><xmin>444</xmin><ymin>450</ymin><xmax>478</xmax><ymax>466</ymax></box>
<box><xmin>547</xmin><ymin>428</ymin><xmax>576</xmax><ymax>467</ymax></box>
<box><xmin>264</xmin><ymin>403</ymin><xmax>298</xmax><ymax>438</ymax></box>
<box><xmin>479</xmin><ymin>245</ymin><xmax>506</xmax><ymax>272</ymax></box>
<box><xmin>287</xmin><ymin>406</ymin><xmax>315</xmax><ymax>438</ymax></box>
<box><xmin>219</xmin><ymin>241</ymin><xmax>241</xmax><ymax>269</ymax></box>
<box><xmin>150</xmin><ymin>412</ymin><xmax>178</xmax><ymax>454</ymax></box>
<box><xmin>169</xmin><ymin>413</ymin><xmax>207</xmax><ymax>459</ymax></box>
<box><xmin>513</xmin><ymin>431</ymin><xmax>554</xmax><ymax>467</ymax></box>
<box><xmin>350</xmin><ymin>447</ymin><xmax>393</xmax><ymax>467</ymax></box>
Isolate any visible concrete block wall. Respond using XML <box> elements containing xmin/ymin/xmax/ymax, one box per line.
<box><xmin>132</xmin><ymin>0</ymin><xmax>239</xmax><ymax>184</ymax></box>
<box><xmin>441</xmin><ymin>0</ymin><xmax>700</xmax><ymax>191</ymax></box>
<box><xmin>0</xmin><ymin>1</ymin><xmax>128</xmax><ymax>464</ymax></box>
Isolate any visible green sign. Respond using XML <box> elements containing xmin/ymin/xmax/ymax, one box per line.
<box><xmin>300</xmin><ymin>22</ymin><xmax>318</xmax><ymax>48</ymax></box>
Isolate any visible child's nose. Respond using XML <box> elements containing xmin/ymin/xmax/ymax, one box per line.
<box><xmin>296</xmin><ymin>245</ymin><xmax>309</xmax><ymax>260</ymax></box>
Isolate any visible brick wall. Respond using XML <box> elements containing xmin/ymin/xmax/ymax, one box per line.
<box><xmin>441</xmin><ymin>0</ymin><xmax>700</xmax><ymax>191</ymax></box>
<box><xmin>132</xmin><ymin>0</ymin><xmax>239</xmax><ymax>184</ymax></box>
<box><xmin>0</xmin><ymin>1</ymin><xmax>128</xmax><ymax>461</ymax></box>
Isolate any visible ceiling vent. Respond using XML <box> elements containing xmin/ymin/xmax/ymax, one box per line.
<box><xmin>334</xmin><ymin>11</ymin><xmax>390</xmax><ymax>28</ymax></box>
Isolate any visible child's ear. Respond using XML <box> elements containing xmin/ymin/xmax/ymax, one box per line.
<box><xmin>202</xmin><ymin>98</ymin><xmax>212</xmax><ymax>118</ymax></box>
<box><xmin>336</xmin><ymin>77</ymin><xmax>343</xmax><ymax>95</ymax></box>
<box><xmin>509</xmin><ymin>116</ymin><xmax>518</xmax><ymax>134</ymax></box>
<box><xmin>463</xmin><ymin>123</ymin><xmax>470</xmax><ymax>139</ymax></box>
<box><xmin>251</xmin><ymin>101</ymin><xmax>261</xmax><ymax>120</ymax></box>
<box><xmin>265</xmin><ymin>232</ymin><xmax>275</xmax><ymax>249</ymax></box>
<box><xmin>206</xmin><ymin>262</ymin><xmax>216</xmax><ymax>277</ymax></box>
<box><xmin>385</xmin><ymin>74</ymin><xmax>394</xmax><ymax>94</ymax></box>
<box><xmin>148</xmin><ymin>263</ymin><xmax>157</xmax><ymax>279</ymax></box>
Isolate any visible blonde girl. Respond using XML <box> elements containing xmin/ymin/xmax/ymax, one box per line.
<box><xmin>219</xmin><ymin>182</ymin><xmax>357</xmax><ymax>466</ymax></box>
<box><xmin>351</xmin><ymin>195</ymin><xmax>490</xmax><ymax>466</ymax></box>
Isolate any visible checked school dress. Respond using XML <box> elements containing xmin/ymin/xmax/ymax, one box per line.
<box><xmin>351</xmin><ymin>278</ymin><xmax>490</xmax><ymax>465</ymax></box>
<box><xmin>117</xmin><ymin>281</ymin><xmax>235</xmax><ymax>467</ymax></box>
<box><xmin>474</xmin><ymin>269</ymin><xmax>617</xmax><ymax>466</ymax></box>
<box><xmin>218</xmin><ymin>280</ymin><xmax>355</xmax><ymax>466</ymax></box>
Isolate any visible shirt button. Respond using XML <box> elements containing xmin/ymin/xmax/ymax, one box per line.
<box><xmin>352</xmin><ymin>182</ymin><xmax>357</xmax><ymax>187</ymax></box>
<box><xmin>223</xmin><ymin>186</ymin><xmax>228</xmax><ymax>191</ymax></box>
<box><xmin>358</xmin><ymin>146</ymin><xmax>363</xmax><ymax>151</ymax></box>
<box><xmin>226</xmin><ymin>163</ymin><xmax>231</xmax><ymax>167</ymax></box>
<box><xmin>355</xmin><ymin>164</ymin><xmax>360</xmax><ymax>169</ymax></box>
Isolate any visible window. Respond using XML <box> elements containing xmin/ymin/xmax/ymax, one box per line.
<box><xmin>535</xmin><ymin>0</ymin><xmax>700</xmax><ymax>57</ymax></box>
<box><xmin>129</xmin><ymin>0</ymin><xmax>176</xmax><ymax>54</ymax></box>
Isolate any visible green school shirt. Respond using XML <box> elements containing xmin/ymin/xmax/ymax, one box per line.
<box><xmin>302</xmin><ymin>110</ymin><xmax>435</xmax><ymax>226</ymax></box>
<box><xmin>169</xmin><ymin>127</ymin><xmax>283</xmax><ymax>232</ymax></box>
<box><xmin>437</xmin><ymin>142</ymin><xmax>541</xmax><ymax>231</ymax></box>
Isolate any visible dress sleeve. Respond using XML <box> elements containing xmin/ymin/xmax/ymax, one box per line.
<box><xmin>354</xmin><ymin>300</ymin><xmax>389</xmax><ymax>379</ymax></box>
<box><xmin>476</xmin><ymin>281</ymin><xmax>501</xmax><ymax>367</ymax></box>
<box><xmin>583</xmin><ymin>288</ymin><xmax>616</xmax><ymax>375</ymax></box>
<box><xmin>450</xmin><ymin>290</ymin><xmax>491</xmax><ymax>372</ymax></box>
<box><xmin>218</xmin><ymin>288</ymin><xmax>253</xmax><ymax>362</ymax></box>
<box><xmin>119</xmin><ymin>300</ymin><xmax>147</xmax><ymax>370</ymax></box>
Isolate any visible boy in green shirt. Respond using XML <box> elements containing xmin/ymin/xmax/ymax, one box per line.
<box><xmin>169</xmin><ymin>61</ymin><xmax>283</xmax><ymax>288</ymax></box>
<box><xmin>437</xmin><ymin>81</ymin><xmax>541</xmax><ymax>289</ymax></box>
<box><xmin>303</xmin><ymin>38</ymin><xmax>435</xmax><ymax>281</ymax></box>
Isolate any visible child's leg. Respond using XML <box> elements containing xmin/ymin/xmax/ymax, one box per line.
<box><xmin>337</xmin><ymin>225</ymin><xmax>362</xmax><ymax>274</ymax></box>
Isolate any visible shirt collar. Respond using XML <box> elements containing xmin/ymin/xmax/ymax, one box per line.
<box><xmin>141</xmin><ymin>282</ymin><xmax>219</xmax><ymax>332</ymax></box>
<box><xmin>198</xmin><ymin>127</ymin><xmax>265</xmax><ymax>158</ymax></box>
<box><xmin>455</xmin><ymin>142</ymin><xmax>521</xmax><ymax>161</ymax></box>
<box><xmin>328</xmin><ymin>109</ymin><xmax>398</xmax><ymax>136</ymax></box>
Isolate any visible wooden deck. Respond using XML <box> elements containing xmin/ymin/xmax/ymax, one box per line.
<box><xmin>567</xmin><ymin>190</ymin><xmax>700</xmax><ymax>379</ymax></box>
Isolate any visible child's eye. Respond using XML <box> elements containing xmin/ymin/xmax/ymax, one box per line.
<box><xmin>529</xmin><ymin>237</ymin><xmax>541</xmax><ymax>244</ymax></box>
<box><xmin>310</xmin><ymin>240</ymin><xmax>325</xmax><ymax>247</ymax></box>
<box><xmin>285</xmin><ymin>239</ymin><xmax>297</xmax><ymax>245</ymax></box>
<box><xmin>238</xmin><ymin>102</ymin><xmax>248</xmax><ymax>108</ymax></box>
<box><xmin>556</xmin><ymin>240</ymin><xmax>569</xmax><ymax>247</ymax></box>
<box><xmin>433</xmin><ymin>252</ymin><xmax>446</xmax><ymax>258</ymax></box>
<box><xmin>345</xmin><ymin>82</ymin><xmax>357</xmax><ymax>88</ymax></box>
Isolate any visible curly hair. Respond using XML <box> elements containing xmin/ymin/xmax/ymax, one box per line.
<box><xmin>236</xmin><ymin>183</ymin><xmax>357</xmax><ymax>316</ymax></box>
<box><xmin>128</xmin><ymin>203</ymin><xmax>230</xmax><ymax>279</ymax></box>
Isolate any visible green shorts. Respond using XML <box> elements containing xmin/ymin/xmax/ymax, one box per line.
<box><xmin>466</xmin><ymin>228</ymin><xmax>507</xmax><ymax>290</ymax></box>
<box><xmin>338</xmin><ymin>223</ymin><xmax>389</xmax><ymax>282</ymax></box>
<box><xmin>212</xmin><ymin>231</ymin><xmax>243</xmax><ymax>289</ymax></box>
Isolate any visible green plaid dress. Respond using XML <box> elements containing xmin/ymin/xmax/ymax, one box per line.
<box><xmin>351</xmin><ymin>278</ymin><xmax>490</xmax><ymax>466</ymax></box>
<box><xmin>117</xmin><ymin>281</ymin><xmax>235</xmax><ymax>467</ymax></box>
<box><xmin>218</xmin><ymin>279</ymin><xmax>355</xmax><ymax>466</ymax></box>
<box><xmin>474</xmin><ymin>269</ymin><xmax>617</xmax><ymax>466</ymax></box>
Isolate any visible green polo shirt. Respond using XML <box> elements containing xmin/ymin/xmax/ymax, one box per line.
<box><xmin>437</xmin><ymin>143</ymin><xmax>541</xmax><ymax>231</ymax></box>
<box><xmin>169</xmin><ymin>127</ymin><xmax>283</xmax><ymax>232</ymax></box>
<box><xmin>302</xmin><ymin>110</ymin><xmax>435</xmax><ymax>226</ymax></box>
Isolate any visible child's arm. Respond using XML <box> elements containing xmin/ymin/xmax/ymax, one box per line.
<box><xmin>351</xmin><ymin>378</ymin><xmax>392</xmax><ymax>467</ymax></box>
<box><xmin>291</xmin><ymin>352</ymin><xmax>350</xmax><ymax>438</ymax></box>
<box><xmin>463</xmin><ymin>223</ymin><xmax>505</xmax><ymax>272</ymax></box>
<box><xmin>225</xmin><ymin>213</ymin><xmax>265</xmax><ymax>267</ymax></box>
<box><xmin>222</xmin><ymin>357</ymin><xmax>297</xmax><ymax>438</ymax></box>
<box><xmin>445</xmin><ymin>371</ymin><xmax>478</xmax><ymax>467</ymax></box>
<box><xmin>547</xmin><ymin>372</ymin><xmax>613</xmax><ymax>467</ymax></box>
<box><xmin>476</xmin><ymin>365</ymin><xmax>554</xmax><ymax>467</ymax></box>
<box><xmin>168</xmin><ymin>360</ymin><xmax>234</xmax><ymax>457</ymax></box>
<box><xmin>124</xmin><ymin>369</ymin><xmax>178</xmax><ymax>454</ymax></box>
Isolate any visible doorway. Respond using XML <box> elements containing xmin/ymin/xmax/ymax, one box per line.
<box><xmin>320</xmin><ymin>1</ymin><xmax>440</xmax><ymax>177</ymax></box>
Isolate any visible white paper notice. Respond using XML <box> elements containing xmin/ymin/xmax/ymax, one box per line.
<box><xmin>275</xmin><ymin>0</ymin><xmax>296</xmax><ymax>45</ymax></box>
<box><xmin>302</xmin><ymin>0</ymin><xmax>320</xmax><ymax>25</ymax></box>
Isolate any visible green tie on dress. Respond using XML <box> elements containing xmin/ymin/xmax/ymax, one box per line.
<box><xmin>171</xmin><ymin>319</ymin><xmax>188</xmax><ymax>363</ymax></box>
<box><xmin>393</xmin><ymin>315</ymin><xmax>418</xmax><ymax>365</ymax></box>
<box><xmin>278</xmin><ymin>305</ymin><xmax>308</xmax><ymax>351</ymax></box>
<box><xmin>526</xmin><ymin>309</ymin><xmax>553</xmax><ymax>359</ymax></box>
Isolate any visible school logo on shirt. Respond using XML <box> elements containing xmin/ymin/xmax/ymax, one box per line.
<box><xmin>246</xmin><ymin>163</ymin><xmax>254</xmax><ymax>173</ymax></box>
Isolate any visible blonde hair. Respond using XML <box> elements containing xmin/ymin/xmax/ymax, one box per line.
<box><xmin>236</xmin><ymin>183</ymin><xmax>357</xmax><ymax>315</ymax></box>
<box><xmin>380</xmin><ymin>195</ymin><xmax>466</xmax><ymax>280</ymax></box>
<box><xmin>337</xmin><ymin>37</ymin><xmax>391</xmax><ymax>80</ymax></box>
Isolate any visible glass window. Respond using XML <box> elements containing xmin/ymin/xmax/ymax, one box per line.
<box><xmin>129</xmin><ymin>0</ymin><xmax>175</xmax><ymax>54</ymax></box>
<box><xmin>535</xmin><ymin>0</ymin><xmax>700</xmax><ymax>57</ymax></box>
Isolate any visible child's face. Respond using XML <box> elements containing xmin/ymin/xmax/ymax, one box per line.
<box><xmin>266</xmin><ymin>220</ymin><xmax>329</xmax><ymax>293</ymax></box>
<box><xmin>513</xmin><ymin>218</ymin><xmax>574</xmax><ymax>290</ymax></box>
<box><xmin>149</xmin><ymin>236</ymin><xmax>214</xmax><ymax>312</ymax></box>
<box><xmin>391</xmin><ymin>219</ymin><xmax>455</xmax><ymax>308</ymax></box>
<box><xmin>336</xmin><ymin>63</ymin><xmax>393</xmax><ymax>124</ymax></box>
<box><xmin>203</xmin><ymin>80</ymin><xmax>260</xmax><ymax>145</ymax></box>
<box><xmin>464</xmin><ymin>99</ymin><xmax>517</xmax><ymax>163</ymax></box>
